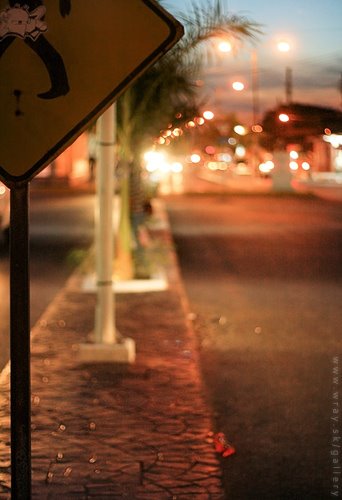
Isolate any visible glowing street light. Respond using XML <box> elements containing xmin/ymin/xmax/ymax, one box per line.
<box><xmin>190</xmin><ymin>153</ymin><xmax>201</xmax><ymax>164</ymax></box>
<box><xmin>278</xmin><ymin>113</ymin><xmax>290</xmax><ymax>123</ymax></box>
<box><xmin>252</xmin><ymin>124</ymin><xmax>263</xmax><ymax>133</ymax></box>
<box><xmin>203</xmin><ymin>110</ymin><xmax>214</xmax><ymax>120</ymax></box>
<box><xmin>218</xmin><ymin>40</ymin><xmax>232</xmax><ymax>53</ymax></box>
<box><xmin>235</xmin><ymin>145</ymin><xmax>246</xmax><ymax>157</ymax></box>
<box><xmin>195</xmin><ymin>117</ymin><xmax>205</xmax><ymax>125</ymax></box>
<box><xmin>172</xmin><ymin>128</ymin><xmax>182</xmax><ymax>137</ymax></box>
<box><xmin>232</xmin><ymin>81</ymin><xmax>245</xmax><ymax>91</ymax></box>
<box><xmin>234</xmin><ymin>125</ymin><xmax>248</xmax><ymax>136</ymax></box>
<box><xmin>217</xmin><ymin>40</ymin><xmax>259</xmax><ymax>126</ymax></box>
<box><xmin>144</xmin><ymin>150</ymin><xmax>165</xmax><ymax>172</ymax></box>
<box><xmin>276</xmin><ymin>39</ymin><xmax>293</xmax><ymax>104</ymax></box>
<box><xmin>277</xmin><ymin>41</ymin><xmax>291</xmax><ymax>53</ymax></box>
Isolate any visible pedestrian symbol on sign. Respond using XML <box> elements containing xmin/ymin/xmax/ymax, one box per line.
<box><xmin>0</xmin><ymin>0</ymin><xmax>71</xmax><ymax>99</ymax></box>
<box><xmin>0</xmin><ymin>0</ymin><xmax>183</xmax><ymax>183</ymax></box>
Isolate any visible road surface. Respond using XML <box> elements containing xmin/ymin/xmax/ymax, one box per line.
<box><xmin>166</xmin><ymin>192</ymin><xmax>342</xmax><ymax>499</ymax></box>
<box><xmin>0</xmin><ymin>189</ymin><xmax>94</xmax><ymax>371</ymax></box>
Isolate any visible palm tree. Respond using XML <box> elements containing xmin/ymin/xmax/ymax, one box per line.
<box><xmin>117</xmin><ymin>0</ymin><xmax>261</xmax><ymax>158</ymax></box>
<box><xmin>115</xmin><ymin>0</ymin><xmax>262</xmax><ymax>279</ymax></box>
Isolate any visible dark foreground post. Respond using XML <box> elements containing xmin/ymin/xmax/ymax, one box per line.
<box><xmin>9</xmin><ymin>182</ymin><xmax>31</xmax><ymax>499</ymax></box>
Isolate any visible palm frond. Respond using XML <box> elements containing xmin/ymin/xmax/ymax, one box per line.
<box><xmin>172</xmin><ymin>0</ymin><xmax>262</xmax><ymax>55</ymax></box>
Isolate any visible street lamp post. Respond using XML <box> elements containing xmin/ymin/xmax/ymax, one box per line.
<box><xmin>285</xmin><ymin>66</ymin><xmax>293</xmax><ymax>104</ymax></box>
<box><xmin>249</xmin><ymin>49</ymin><xmax>261</xmax><ymax>173</ymax></box>
<box><xmin>251</xmin><ymin>48</ymin><xmax>260</xmax><ymax>125</ymax></box>
<box><xmin>277</xmin><ymin>40</ymin><xmax>292</xmax><ymax>104</ymax></box>
<box><xmin>218</xmin><ymin>41</ymin><xmax>261</xmax><ymax>173</ymax></box>
<box><xmin>218</xmin><ymin>42</ymin><xmax>260</xmax><ymax>126</ymax></box>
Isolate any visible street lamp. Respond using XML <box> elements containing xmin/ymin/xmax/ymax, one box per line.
<box><xmin>232</xmin><ymin>81</ymin><xmax>245</xmax><ymax>91</ymax></box>
<box><xmin>250</xmin><ymin>49</ymin><xmax>260</xmax><ymax>126</ymax></box>
<box><xmin>279</xmin><ymin>113</ymin><xmax>290</xmax><ymax>122</ymax></box>
<box><xmin>217</xmin><ymin>41</ymin><xmax>261</xmax><ymax>174</ymax></box>
<box><xmin>277</xmin><ymin>41</ymin><xmax>291</xmax><ymax>53</ymax></box>
<box><xmin>218</xmin><ymin>40</ymin><xmax>232</xmax><ymax>53</ymax></box>
<box><xmin>218</xmin><ymin>42</ymin><xmax>260</xmax><ymax>127</ymax></box>
<box><xmin>203</xmin><ymin>110</ymin><xmax>215</xmax><ymax>120</ymax></box>
<box><xmin>276</xmin><ymin>40</ymin><xmax>292</xmax><ymax>104</ymax></box>
<box><xmin>234</xmin><ymin>125</ymin><xmax>248</xmax><ymax>135</ymax></box>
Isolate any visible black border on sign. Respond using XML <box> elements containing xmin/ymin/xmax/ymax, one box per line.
<box><xmin>0</xmin><ymin>0</ymin><xmax>184</xmax><ymax>188</ymax></box>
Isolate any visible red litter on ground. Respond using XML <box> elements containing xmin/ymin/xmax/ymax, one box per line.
<box><xmin>213</xmin><ymin>432</ymin><xmax>236</xmax><ymax>457</ymax></box>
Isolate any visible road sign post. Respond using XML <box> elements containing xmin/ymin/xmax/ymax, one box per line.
<box><xmin>0</xmin><ymin>0</ymin><xmax>183</xmax><ymax>496</ymax></box>
<box><xmin>9</xmin><ymin>182</ymin><xmax>31</xmax><ymax>499</ymax></box>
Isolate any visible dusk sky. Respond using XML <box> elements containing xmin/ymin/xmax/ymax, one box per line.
<box><xmin>164</xmin><ymin>0</ymin><xmax>342</xmax><ymax>122</ymax></box>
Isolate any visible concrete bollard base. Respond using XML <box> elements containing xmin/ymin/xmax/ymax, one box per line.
<box><xmin>77</xmin><ymin>337</ymin><xmax>136</xmax><ymax>364</ymax></box>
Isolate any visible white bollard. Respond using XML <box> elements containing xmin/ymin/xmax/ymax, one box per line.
<box><xmin>78</xmin><ymin>103</ymin><xmax>135</xmax><ymax>364</ymax></box>
<box><xmin>272</xmin><ymin>150</ymin><xmax>294</xmax><ymax>192</ymax></box>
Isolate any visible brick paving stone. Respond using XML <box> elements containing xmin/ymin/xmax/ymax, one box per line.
<box><xmin>0</xmin><ymin>201</ymin><xmax>224</xmax><ymax>499</ymax></box>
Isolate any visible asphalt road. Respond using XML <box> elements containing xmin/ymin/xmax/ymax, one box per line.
<box><xmin>0</xmin><ymin>189</ymin><xmax>94</xmax><ymax>371</ymax></box>
<box><xmin>165</xmin><ymin>192</ymin><xmax>342</xmax><ymax>500</ymax></box>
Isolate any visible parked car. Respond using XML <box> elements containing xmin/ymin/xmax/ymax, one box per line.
<box><xmin>0</xmin><ymin>181</ymin><xmax>10</xmax><ymax>243</ymax></box>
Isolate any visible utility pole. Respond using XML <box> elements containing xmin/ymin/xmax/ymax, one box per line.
<box><xmin>285</xmin><ymin>67</ymin><xmax>293</xmax><ymax>104</ymax></box>
<box><xmin>249</xmin><ymin>49</ymin><xmax>261</xmax><ymax>174</ymax></box>
<box><xmin>251</xmin><ymin>49</ymin><xmax>260</xmax><ymax>125</ymax></box>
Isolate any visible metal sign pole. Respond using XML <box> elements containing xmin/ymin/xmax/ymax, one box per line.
<box><xmin>9</xmin><ymin>181</ymin><xmax>31</xmax><ymax>499</ymax></box>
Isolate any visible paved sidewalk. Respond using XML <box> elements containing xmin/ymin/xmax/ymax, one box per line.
<box><xmin>0</xmin><ymin>201</ymin><xmax>224</xmax><ymax>499</ymax></box>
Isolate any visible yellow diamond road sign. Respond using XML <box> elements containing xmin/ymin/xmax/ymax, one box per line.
<box><xmin>0</xmin><ymin>0</ymin><xmax>183</xmax><ymax>185</ymax></box>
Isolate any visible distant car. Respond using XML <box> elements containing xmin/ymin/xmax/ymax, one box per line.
<box><xmin>0</xmin><ymin>181</ymin><xmax>10</xmax><ymax>243</ymax></box>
